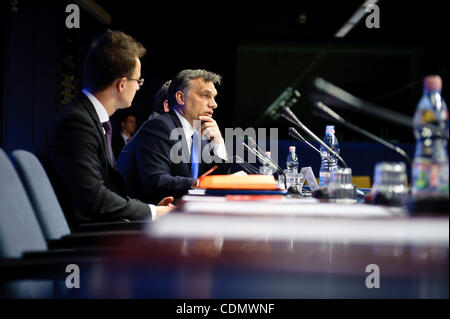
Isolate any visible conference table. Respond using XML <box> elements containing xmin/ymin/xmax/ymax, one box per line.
<box><xmin>73</xmin><ymin>196</ymin><xmax>449</xmax><ymax>299</ymax></box>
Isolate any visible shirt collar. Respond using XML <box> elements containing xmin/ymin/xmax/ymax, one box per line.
<box><xmin>82</xmin><ymin>89</ymin><xmax>110</xmax><ymax>123</ymax></box>
<box><xmin>173</xmin><ymin>108</ymin><xmax>197</xmax><ymax>139</ymax></box>
<box><xmin>121</xmin><ymin>132</ymin><xmax>130</xmax><ymax>143</ymax></box>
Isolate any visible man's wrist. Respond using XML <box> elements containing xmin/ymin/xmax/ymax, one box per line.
<box><xmin>213</xmin><ymin>142</ymin><xmax>228</xmax><ymax>161</ymax></box>
<box><xmin>148</xmin><ymin>204</ymin><xmax>156</xmax><ymax>221</ymax></box>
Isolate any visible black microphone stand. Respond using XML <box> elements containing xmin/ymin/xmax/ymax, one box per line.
<box><xmin>311</xmin><ymin>77</ymin><xmax>449</xmax><ymax>140</ymax></box>
<box><xmin>242</xmin><ymin>142</ymin><xmax>288</xmax><ymax>189</ymax></box>
<box><xmin>280</xmin><ymin>107</ymin><xmax>348</xmax><ymax>168</ymax></box>
<box><xmin>233</xmin><ymin>154</ymin><xmax>260</xmax><ymax>174</ymax></box>
<box><xmin>314</xmin><ymin>101</ymin><xmax>411</xmax><ymax>164</ymax></box>
<box><xmin>288</xmin><ymin>127</ymin><xmax>322</xmax><ymax>156</ymax></box>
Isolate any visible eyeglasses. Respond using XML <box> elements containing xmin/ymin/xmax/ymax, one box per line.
<box><xmin>127</xmin><ymin>77</ymin><xmax>144</xmax><ymax>86</ymax></box>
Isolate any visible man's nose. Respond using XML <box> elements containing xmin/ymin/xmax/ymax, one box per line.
<box><xmin>209</xmin><ymin>98</ymin><xmax>218</xmax><ymax>109</ymax></box>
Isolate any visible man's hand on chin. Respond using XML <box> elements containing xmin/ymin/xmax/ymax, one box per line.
<box><xmin>155</xmin><ymin>196</ymin><xmax>175</xmax><ymax>218</ymax></box>
<box><xmin>199</xmin><ymin>115</ymin><xmax>224</xmax><ymax>145</ymax></box>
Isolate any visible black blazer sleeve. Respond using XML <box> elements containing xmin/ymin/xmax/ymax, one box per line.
<box><xmin>46</xmin><ymin>109</ymin><xmax>151</xmax><ymax>223</ymax></box>
<box><xmin>134</xmin><ymin>118</ymin><xmax>195</xmax><ymax>201</ymax></box>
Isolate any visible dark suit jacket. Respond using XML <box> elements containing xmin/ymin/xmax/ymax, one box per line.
<box><xmin>112</xmin><ymin>133</ymin><xmax>126</xmax><ymax>161</ymax></box>
<box><xmin>117</xmin><ymin>109</ymin><xmax>230</xmax><ymax>204</ymax></box>
<box><xmin>38</xmin><ymin>94</ymin><xmax>151</xmax><ymax>227</ymax></box>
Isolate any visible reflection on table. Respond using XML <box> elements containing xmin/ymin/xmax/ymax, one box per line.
<box><xmin>74</xmin><ymin>199</ymin><xmax>449</xmax><ymax>298</ymax></box>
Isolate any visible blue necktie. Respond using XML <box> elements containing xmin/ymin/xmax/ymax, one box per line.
<box><xmin>191</xmin><ymin>131</ymin><xmax>200</xmax><ymax>179</ymax></box>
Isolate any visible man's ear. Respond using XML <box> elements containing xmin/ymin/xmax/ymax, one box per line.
<box><xmin>175</xmin><ymin>91</ymin><xmax>185</xmax><ymax>105</ymax></box>
<box><xmin>116</xmin><ymin>77</ymin><xmax>127</xmax><ymax>92</ymax></box>
<box><xmin>163</xmin><ymin>100</ymin><xmax>169</xmax><ymax>112</ymax></box>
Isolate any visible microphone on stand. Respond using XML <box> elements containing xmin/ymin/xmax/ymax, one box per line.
<box><xmin>241</xmin><ymin>141</ymin><xmax>287</xmax><ymax>189</ymax></box>
<box><xmin>257</xmin><ymin>87</ymin><xmax>301</xmax><ymax>124</ymax></box>
<box><xmin>288</xmin><ymin>127</ymin><xmax>322</xmax><ymax>157</ymax></box>
<box><xmin>288</xmin><ymin>126</ymin><xmax>364</xmax><ymax>197</ymax></box>
<box><xmin>280</xmin><ymin>106</ymin><xmax>348</xmax><ymax>168</ymax></box>
<box><xmin>244</xmin><ymin>136</ymin><xmax>289</xmax><ymax>180</ymax></box>
<box><xmin>313</xmin><ymin>101</ymin><xmax>411</xmax><ymax>164</ymax></box>
<box><xmin>244</xmin><ymin>136</ymin><xmax>285</xmax><ymax>173</ymax></box>
<box><xmin>310</xmin><ymin>77</ymin><xmax>449</xmax><ymax>140</ymax></box>
<box><xmin>232</xmin><ymin>154</ymin><xmax>259</xmax><ymax>174</ymax></box>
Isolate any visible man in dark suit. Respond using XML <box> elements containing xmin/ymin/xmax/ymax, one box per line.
<box><xmin>117</xmin><ymin>69</ymin><xmax>230</xmax><ymax>204</ymax></box>
<box><xmin>38</xmin><ymin>30</ymin><xmax>173</xmax><ymax>227</ymax></box>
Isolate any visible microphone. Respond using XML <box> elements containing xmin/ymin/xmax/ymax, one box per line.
<box><xmin>288</xmin><ymin>127</ymin><xmax>322</xmax><ymax>156</ymax></box>
<box><xmin>310</xmin><ymin>77</ymin><xmax>449</xmax><ymax>140</ymax></box>
<box><xmin>241</xmin><ymin>141</ymin><xmax>287</xmax><ymax>189</ymax></box>
<box><xmin>314</xmin><ymin>101</ymin><xmax>411</xmax><ymax>164</ymax></box>
<box><xmin>233</xmin><ymin>154</ymin><xmax>259</xmax><ymax>174</ymax></box>
<box><xmin>243</xmin><ymin>135</ymin><xmax>265</xmax><ymax>155</ymax></box>
<box><xmin>257</xmin><ymin>87</ymin><xmax>301</xmax><ymax>123</ymax></box>
<box><xmin>280</xmin><ymin>106</ymin><xmax>348</xmax><ymax>168</ymax></box>
<box><xmin>244</xmin><ymin>136</ymin><xmax>286</xmax><ymax>175</ymax></box>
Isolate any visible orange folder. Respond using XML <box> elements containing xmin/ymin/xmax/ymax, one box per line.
<box><xmin>226</xmin><ymin>195</ymin><xmax>285</xmax><ymax>201</ymax></box>
<box><xmin>198</xmin><ymin>174</ymin><xmax>279</xmax><ymax>190</ymax></box>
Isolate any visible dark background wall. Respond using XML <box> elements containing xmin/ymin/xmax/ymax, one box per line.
<box><xmin>2</xmin><ymin>0</ymin><xmax>104</xmax><ymax>153</ymax></box>
<box><xmin>1</xmin><ymin>0</ymin><xmax>448</xmax><ymax>177</ymax></box>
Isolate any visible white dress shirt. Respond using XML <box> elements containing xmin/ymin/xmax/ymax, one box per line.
<box><xmin>82</xmin><ymin>89</ymin><xmax>156</xmax><ymax>221</ymax></box>
<box><xmin>121</xmin><ymin>132</ymin><xmax>131</xmax><ymax>144</ymax></box>
<box><xmin>173</xmin><ymin>109</ymin><xmax>228</xmax><ymax>161</ymax></box>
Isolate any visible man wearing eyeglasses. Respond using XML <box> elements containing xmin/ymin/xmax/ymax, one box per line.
<box><xmin>38</xmin><ymin>29</ymin><xmax>174</xmax><ymax>227</ymax></box>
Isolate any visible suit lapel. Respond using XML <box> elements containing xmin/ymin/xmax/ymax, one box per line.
<box><xmin>168</xmin><ymin>109</ymin><xmax>220</xmax><ymax>176</ymax></box>
<box><xmin>79</xmin><ymin>94</ymin><xmax>116</xmax><ymax>168</ymax></box>
<box><xmin>168</xmin><ymin>109</ymin><xmax>192</xmax><ymax>171</ymax></box>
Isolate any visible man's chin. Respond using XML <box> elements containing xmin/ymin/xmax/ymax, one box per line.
<box><xmin>120</xmin><ymin>103</ymin><xmax>132</xmax><ymax>109</ymax></box>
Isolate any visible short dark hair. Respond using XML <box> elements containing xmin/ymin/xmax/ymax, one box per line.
<box><xmin>115</xmin><ymin>111</ymin><xmax>136</xmax><ymax>126</ymax></box>
<box><xmin>153</xmin><ymin>80</ymin><xmax>171</xmax><ymax>114</ymax></box>
<box><xmin>167</xmin><ymin>69</ymin><xmax>222</xmax><ymax>108</ymax></box>
<box><xmin>83</xmin><ymin>29</ymin><xmax>146</xmax><ymax>92</ymax></box>
<box><xmin>120</xmin><ymin>112</ymin><xmax>136</xmax><ymax>124</ymax></box>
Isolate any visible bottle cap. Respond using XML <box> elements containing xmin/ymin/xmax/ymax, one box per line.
<box><xmin>423</xmin><ymin>75</ymin><xmax>442</xmax><ymax>92</ymax></box>
<box><xmin>289</xmin><ymin>146</ymin><xmax>296</xmax><ymax>152</ymax></box>
<box><xmin>325</xmin><ymin>125</ymin><xmax>335</xmax><ymax>134</ymax></box>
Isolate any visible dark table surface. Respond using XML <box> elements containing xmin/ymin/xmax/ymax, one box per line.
<box><xmin>70</xmin><ymin>200</ymin><xmax>448</xmax><ymax>298</ymax></box>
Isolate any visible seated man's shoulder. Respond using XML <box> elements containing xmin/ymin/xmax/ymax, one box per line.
<box><xmin>133</xmin><ymin>112</ymin><xmax>180</xmax><ymax>148</ymax></box>
<box><xmin>142</xmin><ymin>112</ymin><xmax>175</xmax><ymax>133</ymax></box>
<box><xmin>46</xmin><ymin>102</ymin><xmax>101</xmax><ymax>148</ymax></box>
<box><xmin>150</xmin><ymin>111</ymin><xmax>173</xmax><ymax>124</ymax></box>
<box><xmin>57</xmin><ymin>101</ymin><xmax>93</xmax><ymax>126</ymax></box>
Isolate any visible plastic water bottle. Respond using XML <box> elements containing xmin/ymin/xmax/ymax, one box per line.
<box><xmin>411</xmin><ymin>75</ymin><xmax>449</xmax><ymax>199</ymax></box>
<box><xmin>319</xmin><ymin>125</ymin><xmax>340</xmax><ymax>187</ymax></box>
<box><xmin>260</xmin><ymin>151</ymin><xmax>274</xmax><ymax>175</ymax></box>
<box><xmin>286</xmin><ymin>146</ymin><xmax>299</xmax><ymax>174</ymax></box>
